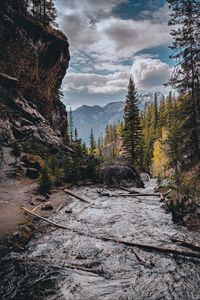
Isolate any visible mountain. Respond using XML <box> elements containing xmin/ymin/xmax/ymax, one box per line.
<box><xmin>73</xmin><ymin>92</ymin><xmax>164</xmax><ymax>144</ymax></box>
<box><xmin>73</xmin><ymin>102</ymin><xmax>124</xmax><ymax>145</ymax></box>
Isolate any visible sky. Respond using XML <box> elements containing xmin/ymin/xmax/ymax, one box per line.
<box><xmin>55</xmin><ymin>0</ymin><xmax>173</xmax><ymax>109</ymax></box>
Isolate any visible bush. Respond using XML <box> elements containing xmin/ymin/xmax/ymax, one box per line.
<box><xmin>39</xmin><ymin>167</ymin><xmax>52</xmax><ymax>194</ymax></box>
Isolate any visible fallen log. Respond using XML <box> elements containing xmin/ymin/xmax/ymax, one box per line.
<box><xmin>66</xmin><ymin>264</ymin><xmax>105</xmax><ymax>278</ymax></box>
<box><xmin>130</xmin><ymin>247</ymin><xmax>146</xmax><ymax>264</ymax></box>
<box><xmin>118</xmin><ymin>186</ymin><xmax>140</xmax><ymax>194</ymax></box>
<box><xmin>171</xmin><ymin>238</ymin><xmax>200</xmax><ymax>252</ymax></box>
<box><xmin>22</xmin><ymin>206</ymin><xmax>200</xmax><ymax>260</ymax></box>
<box><xmin>21</xmin><ymin>206</ymin><xmax>68</xmax><ymax>229</ymax></box>
<box><xmin>56</xmin><ymin>205</ymin><xmax>64</xmax><ymax>213</ymax></box>
<box><xmin>99</xmin><ymin>192</ymin><xmax>161</xmax><ymax>198</ymax></box>
<box><xmin>64</xmin><ymin>189</ymin><xmax>90</xmax><ymax>203</ymax></box>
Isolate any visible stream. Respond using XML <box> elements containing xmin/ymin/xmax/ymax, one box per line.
<box><xmin>1</xmin><ymin>180</ymin><xmax>200</xmax><ymax>300</ymax></box>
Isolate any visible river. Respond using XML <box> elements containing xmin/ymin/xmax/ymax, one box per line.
<box><xmin>1</xmin><ymin>180</ymin><xmax>200</xmax><ymax>300</ymax></box>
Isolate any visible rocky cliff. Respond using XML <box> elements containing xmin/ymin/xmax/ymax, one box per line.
<box><xmin>0</xmin><ymin>10</ymin><xmax>70</xmax><ymax>148</ymax></box>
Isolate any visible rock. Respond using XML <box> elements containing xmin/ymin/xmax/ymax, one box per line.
<box><xmin>25</xmin><ymin>168</ymin><xmax>39</xmax><ymax>179</ymax></box>
<box><xmin>41</xmin><ymin>201</ymin><xmax>53</xmax><ymax>210</ymax></box>
<box><xmin>140</xmin><ymin>172</ymin><xmax>150</xmax><ymax>182</ymax></box>
<box><xmin>21</xmin><ymin>153</ymin><xmax>45</xmax><ymax>171</ymax></box>
<box><xmin>0</xmin><ymin>11</ymin><xmax>70</xmax><ymax>149</ymax></box>
<box><xmin>101</xmin><ymin>165</ymin><xmax>144</xmax><ymax>188</ymax></box>
<box><xmin>45</xmin><ymin>194</ymin><xmax>50</xmax><ymax>200</ymax></box>
<box><xmin>65</xmin><ymin>208</ymin><xmax>73</xmax><ymax>214</ymax></box>
<box><xmin>36</xmin><ymin>197</ymin><xmax>46</xmax><ymax>202</ymax></box>
<box><xmin>30</xmin><ymin>199</ymin><xmax>37</xmax><ymax>206</ymax></box>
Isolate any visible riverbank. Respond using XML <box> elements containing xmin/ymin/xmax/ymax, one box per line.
<box><xmin>0</xmin><ymin>177</ymin><xmax>73</xmax><ymax>253</ymax></box>
<box><xmin>158</xmin><ymin>187</ymin><xmax>200</xmax><ymax>232</ymax></box>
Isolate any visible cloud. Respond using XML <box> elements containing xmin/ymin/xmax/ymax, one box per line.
<box><xmin>55</xmin><ymin>0</ymin><xmax>172</xmax><ymax>107</ymax></box>
<box><xmin>62</xmin><ymin>71</ymin><xmax>129</xmax><ymax>95</ymax></box>
<box><xmin>131</xmin><ymin>56</ymin><xmax>172</xmax><ymax>92</ymax></box>
<box><xmin>63</xmin><ymin>56</ymin><xmax>172</xmax><ymax>96</ymax></box>
<box><xmin>56</xmin><ymin>0</ymin><xmax>127</xmax><ymax>18</ymax></box>
<box><xmin>96</xmin><ymin>17</ymin><xmax>170</xmax><ymax>59</ymax></box>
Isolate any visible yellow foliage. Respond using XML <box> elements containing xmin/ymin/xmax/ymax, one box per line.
<box><xmin>152</xmin><ymin>128</ymin><xmax>169</xmax><ymax>177</ymax></box>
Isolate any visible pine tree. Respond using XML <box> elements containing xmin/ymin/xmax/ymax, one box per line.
<box><xmin>123</xmin><ymin>77</ymin><xmax>141</xmax><ymax>166</ymax></box>
<box><xmin>167</xmin><ymin>0</ymin><xmax>200</xmax><ymax>165</ymax></box>
<box><xmin>152</xmin><ymin>93</ymin><xmax>159</xmax><ymax>136</ymax></box>
<box><xmin>68</xmin><ymin>107</ymin><xmax>74</xmax><ymax>143</ymax></box>
<box><xmin>44</xmin><ymin>0</ymin><xmax>58</xmax><ymax>26</ymax></box>
<box><xmin>104</xmin><ymin>125</ymin><xmax>110</xmax><ymax>145</ymax></box>
<box><xmin>39</xmin><ymin>167</ymin><xmax>52</xmax><ymax>194</ymax></box>
<box><xmin>89</xmin><ymin>128</ymin><xmax>96</xmax><ymax>155</ymax></box>
<box><xmin>74</xmin><ymin>128</ymin><xmax>78</xmax><ymax>142</ymax></box>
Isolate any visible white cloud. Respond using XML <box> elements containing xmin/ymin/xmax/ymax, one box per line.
<box><xmin>63</xmin><ymin>56</ymin><xmax>172</xmax><ymax>96</ymax></box>
<box><xmin>131</xmin><ymin>56</ymin><xmax>172</xmax><ymax>92</ymax></box>
<box><xmin>95</xmin><ymin>17</ymin><xmax>170</xmax><ymax>59</ymax></box>
<box><xmin>62</xmin><ymin>71</ymin><xmax>129</xmax><ymax>94</ymax></box>
<box><xmin>56</xmin><ymin>0</ymin><xmax>172</xmax><ymax>104</ymax></box>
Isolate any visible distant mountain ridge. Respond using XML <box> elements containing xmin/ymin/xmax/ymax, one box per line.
<box><xmin>73</xmin><ymin>92</ymin><xmax>164</xmax><ymax>144</ymax></box>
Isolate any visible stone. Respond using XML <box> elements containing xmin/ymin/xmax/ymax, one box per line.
<box><xmin>41</xmin><ymin>201</ymin><xmax>53</xmax><ymax>210</ymax></box>
<box><xmin>65</xmin><ymin>208</ymin><xmax>73</xmax><ymax>214</ymax></box>
<box><xmin>101</xmin><ymin>165</ymin><xmax>144</xmax><ymax>188</ymax></box>
<box><xmin>25</xmin><ymin>168</ymin><xmax>39</xmax><ymax>179</ymax></box>
<box><xmin>140</xmin><ymin>172</ymin><xmax>150</xmax><ymax>182</ymax></box>
<box><xmin>36</xmin><ymin>197</ymin><xmax>46</xmax><ymax>202</ymax></box>
<box><xmin>30</xmin><ymin>199</ymin><xmax>37</xmax><ymax>206</ymax></box>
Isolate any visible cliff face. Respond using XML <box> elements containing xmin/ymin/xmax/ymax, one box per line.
<box><xmin>0</xmin><ymin>12</ymin><xmax>70</xmax><ymax>147</ymax></box>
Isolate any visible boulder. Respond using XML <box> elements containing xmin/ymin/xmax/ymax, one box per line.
<box><xmin>41</xmin><ymin>201</ymin><xmax>53</xmax><ymax>210</ymax></box>
<box><xmin>65</xmin><ymin>208</ymin><xmax>73</xmax><ymax>214</ymax></box>
<box><xmin>101</xmin><ymin>165</ymin><xmax>144</xmax><ymax>188</ymax></box>
<box><xmin>140</xmin><ymin>172</ymin><xmax>150</xmax><ymax>182</ymax></box>
<box><xmin>25</xmin><ymin>168</ymin><xmax>39</xmax><ymax>179</ymax></box>
<box><xmin>35</xmin><ymin>197</ymin><xmax>46</xmax><ymax>202</ymax></box>
<box><xmin>21</xmin><ymin>153</ymin><xmax>45</xmax><ymax>171</ymax></box>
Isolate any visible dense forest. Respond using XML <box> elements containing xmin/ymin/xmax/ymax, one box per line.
<box><xmin>91</xmin><ymin>0</ymin><xmax>200</xmax><ymax>202</ymax></box>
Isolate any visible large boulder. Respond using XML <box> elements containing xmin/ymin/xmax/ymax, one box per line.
<box><xmin>101</xmin><ymin>165</ymin><xmax>144</xmax><ymax>188</ymax></box>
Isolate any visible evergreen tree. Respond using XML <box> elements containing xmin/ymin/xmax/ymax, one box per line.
<box><xmin>89</xmin><ymin>128</ymin><xmax>96</xmax><ymax>155</ymax></box>
<box><xmin>123</xmin><ymin>77</ymin><xmax>141</xmax><ymax>166</ymax></box>
<box><xmin>167</xmin><ymin>0</ymin><xmax>200</xmax><ymax>165</ymax></box>
<box><xmin>74</xmin><ymin>128</ymin><xmax>78</xmax><ymax>141</ymax></box>
<box><xmin>68</xmin><ymin>107</ymin><xmax>74</xmax><ymax>143</ymax></box>
<box><xmin>104</xmin><ymin>125</ymin><xmax>110</xmax><ymax>145</ymax></box>
<box><xmin>39</xmin><ymin>167</ymin><xmax>52</xmax><ymax>194</ymax></box>
<box><xmin>152</xmin><ymin>93</ymin><xmax>159</xmax><ymax>136</ymax></box>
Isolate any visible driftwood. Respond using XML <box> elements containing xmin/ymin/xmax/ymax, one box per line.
<box><xmin>66</xmin><ymin>264</ymin><xmax>105</xmax><ymax>278</ymax></box>
<box><xmin>171</xmin><ymin>238</ymin><xmax>200</xmax><ymax>252</ymax></box>
<box><xmin>130</xmin><ymin>247</ymin><xmax>146</xmax><ymax>264</ymax></box>
<box><xmin>21</xmin><ymin>207</ymin><xmax>68</xmax><ymax>229</ymax></box>
<box><xmin>64</xmin><ymin>189</ymin><xmax>90</xmax><ymax>203</ymax></box>
<box><xmin>119</xmin><ymin>186</ymin><xmax>140</xmax><ymax>194</ymax></box>
<box><xmin>56</xmin><ymin>205</ymin><xmax>64</xmax><ymax>213</ymax></box>
<box><xmin>22</xmin><ymin>206</ymin><xmax>200</xmax><ymax>260</ymax></box>
<box><xmin>32</xmin><ymin>203</ymin><xmax>43</xmax><ymax>212</ymax></box>
<box><xmin>99</xmin><ymin>192</ymin><xmax>161</xmax><ymax>198</ymax></box>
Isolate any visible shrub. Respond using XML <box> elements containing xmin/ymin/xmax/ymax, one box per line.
<box><xmin>39</xmin><ymin>167</ymin><xmax>52</xmax><ymax>194</ymax></box>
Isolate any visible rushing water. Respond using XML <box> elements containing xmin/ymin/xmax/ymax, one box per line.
<box><xmin>1</xmin><ymin>180</ymin><xmax>200</xmax><ymax>300</ymax></box>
